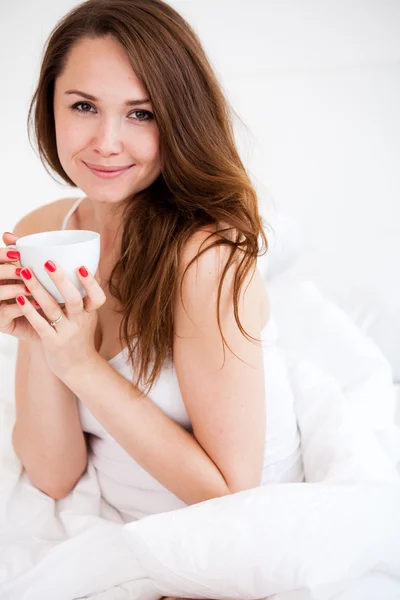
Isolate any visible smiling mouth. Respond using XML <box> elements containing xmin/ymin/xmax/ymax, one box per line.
<box><xmin>83</xmin><ymin>161</ymin><xmax>135</xmax><ymax>179</ymax></box>
<box><xmin>84</xmin><ymin>162</ymin><xmax>135</xmax><ymax>172</ymax></box>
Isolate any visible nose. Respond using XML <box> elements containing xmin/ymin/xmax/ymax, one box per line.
<box><xmin>91</xmin><ymin>116</ymin><xmax>124</xmax><ymax>156</ymax></box>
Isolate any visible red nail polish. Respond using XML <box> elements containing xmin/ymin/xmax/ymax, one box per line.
<box><xmin>44</xmin><ymin>260</ymin><xmax>56</xmax><ymax>272</ymax></box>
<box><xmin>16</xmin><ymin>267</ymin><xmax>22</xmax><ymax>276</ymax></box>
<box><xmin>21</xmin><ymin>268</ymin><xmax>32</xmax><ymax>280</ymax></box>
<box><xmin>7</xmin><ymin>251</ymin><xmax>20</xmax><ymax>260</ymax></box>
<box><xmin>16</xmin><ymin>295</ymin><xmax>25</xmax><ymax>306</ymax></box>
<box><xmin>24</xmin><ymin>285</ymin><xmax>30</xmax><ymax>293</ymax></box>
<box><xmin>79</xmin><ymin>266</ymin><xmax>88</xmax><ymax>277</ymax></box>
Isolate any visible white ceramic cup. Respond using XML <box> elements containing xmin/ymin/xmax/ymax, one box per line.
<box><xmin>8</xmin><ymin>230</ymin><xmax>100</xmax><ymax>304</ymax></box>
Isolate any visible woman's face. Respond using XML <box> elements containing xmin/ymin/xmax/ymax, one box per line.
<box><xmin>53</xmin><ymin>35</ymin><xmax>161</xmax><ymax>203</ymax></box>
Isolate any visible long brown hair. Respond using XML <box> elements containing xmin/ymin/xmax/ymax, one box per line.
<box><xmin>27</xmin><ymin>0</ymin><xmax>269</xmax><ymax>395</ymax></box>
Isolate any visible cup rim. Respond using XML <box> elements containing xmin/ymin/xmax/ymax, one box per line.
<box><xmin>16</xmin><ymin>229</ymin><xmax>100</xmax><ymax>248</ymax></box>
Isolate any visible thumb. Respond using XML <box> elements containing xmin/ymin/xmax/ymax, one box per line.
<box><xmin>2</xmin><ymin>231</ymin><xmax>18</xmax><ymax>245</ymax></box>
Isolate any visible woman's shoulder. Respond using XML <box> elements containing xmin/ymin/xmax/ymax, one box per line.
<box><xmin>13</xmin><ymin>197</ymin><xmax>82</xmax><ymax>237</ymax></box>
<box><xmin>180</xmin><ymin>221</ymin><xmax>271</xmax><ymax>329</ymax></box>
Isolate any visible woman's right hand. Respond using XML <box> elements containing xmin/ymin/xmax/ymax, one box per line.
<box><xmin>0</xmin><ymin>232</ymin><xmax>42</xmax><ymax>342</ymax></box>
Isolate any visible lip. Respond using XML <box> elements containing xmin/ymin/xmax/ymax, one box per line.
<box><xmin>83</xmin><ymin>161</ymin><xmax>134</xmax><ymax>179</ymax></box>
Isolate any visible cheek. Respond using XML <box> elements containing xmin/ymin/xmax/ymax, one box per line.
<box><xmin>55</xmin><ymin>118</ymin><xmax>84</xmax><ymax>158</ymax></box>
<box><xmin>133</xmin><ymin>128</ymin><xmax>160</xmax><ymax>165</ymax></box>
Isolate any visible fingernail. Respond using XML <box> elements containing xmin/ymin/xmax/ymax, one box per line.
<box><xmin>16</xmin><ymin>267</ymin><xmax>22</xmax><ymax>276</ymax></box>
<box><xmin>16</xmin><ymin>295</ymin><xmax>25</xmax><ymax>306</ymax></box>
<box><xmin>21</xmin><ymin>268</ymin><xmax>32</xmax><ymax>280</ymax></box>
<box><xmin>44</xmin><ymin>260</ymin><xmax>56</xmax><ymax>272</ymax></box>
<box><xmin>4</xmin><ymin>232</ymin><xmax>15</xmax><ymax>236</ymax></box>
<box><xmin>79</xmin><ymin>266</ymin><xmax>88</xmax><ymax>277</ymax></box>
<box><xmin>7</xmin><ymin>251</ymin><xmax>20</xmax><ymax>260</ymax></box>
<box><xmin>24</xmin><ymin>285</ymin><xmax>30</xmax><ymax>293</ymax></box>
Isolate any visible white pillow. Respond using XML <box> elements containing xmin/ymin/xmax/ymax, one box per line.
<box><xmin>267</xmin><ymin>278</ymin><xmax>397</xmax><ymax>429</ymax></box>
<box><xmin>257</xmin><ymin>205</ymin><xmax>307</xmax><ymax>282</ymax></box>
<box><xmin>258</xmin><ymin>205</ymin><xmax>400</xmax><ymax>384</ymax></box>
<box><xmin>119</xmin><ymin>279</ymin><xmax>400</xmax><ymax>600</ymax></box>
<box><xmin>122</xmin><ymin>359</ymin><xmax>400</xmax><ymax>599</ymax></box>
<box><xmin>119</xmin><ymin>288</ymin><xmax>400</xmax><ymax>599</ymax></box>
<box><xmin>123</xmin><ymin>482</ymin><xmax>400</xmax><ymax>600</ymax></box>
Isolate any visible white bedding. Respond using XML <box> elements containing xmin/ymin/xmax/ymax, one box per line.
<box><xmin>1</xmin><ymin>278</ymin><xmax>400</xmax><ymax>600</ymax></box>
<box><xmin>395</xmin><ymin>384</ymin><xmax>400</xmax><ymax>427</ymax></box>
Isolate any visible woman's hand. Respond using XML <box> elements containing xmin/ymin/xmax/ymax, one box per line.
<box><xmin>0</xmin><ymin>232</ymin><xmax>43</xmax><ymax>343</ymax></box>
<box><xmin>12</xmin><ymin>250</ymin><xmax>106</xmax><ymax>382</ymax></box>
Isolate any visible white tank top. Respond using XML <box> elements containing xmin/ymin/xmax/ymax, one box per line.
<box><xmin>62</xmin><ymin>196</ymin><xmax>304</xmax><ymax>522</ymax></box>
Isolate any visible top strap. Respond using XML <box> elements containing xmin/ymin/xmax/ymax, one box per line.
<box><xmin>60</xmin><ymin>196</ymin><xmax>86</xmax><ymax>231</ymax></box>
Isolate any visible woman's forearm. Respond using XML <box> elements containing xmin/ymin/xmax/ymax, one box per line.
<box><xmin>12</xmin><ymin>343</ymin><xmax>88</xmax><ymax>498</ymax></box>
<box><xmin>62</xmin><ymin>355</ymin><xmax>232</xmax><ymax>506</ymax></box>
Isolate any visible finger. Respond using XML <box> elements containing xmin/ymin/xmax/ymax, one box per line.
<box><xmin>41</xmin><ymin>260</ymin><xmax>85</xmax><ymax>317</ymax></box>
<box><xmin>15</xmin><ymin>295</ymin><xmax>57</xmax><ymax>339</ymax></box>
<box><xmin>0</xmin><ymin>300</ymin><xmax>32</xmax><ymax>334</ymax></box>
<box><xmin>77</xmin><ymin>265</ymin><xmax>107</xmax><ymax>311</ymax></box>
<box><xmin>1</xmin><ymin>247</ymin><xmax>21</xmax><ymax>266</ymax></box>
<box><xmin>2</xmin><ymin>265</ymin><xmax>23</xmax><ymax>280</ymax></box>
<box><xmin>19</xmin><ymin>265</ymin><xmax>69</xmax><ymax>324</ymax></box>
<box><xmin>0</xmin><ymin>300</ymin><xmax>21</xmax><ymax>329</ymax></box>
<box><xmin>2</xmin><ymin>231</ymin><xmax>18</xmax><ymax>245</ymax></box>
<box><xmin>0</xmin><ymin>281</ymin><xmax>28</xmax><ymax>301</ymax></box>
<box><xmin>23</xmin><ymin>286</ymin><xmax>40</xmax><ymax>308</ymax></box>
<box><xmin>0</xmin><ymin>297</ymin><xmax>41</xmax><ymax>317</ymax></box>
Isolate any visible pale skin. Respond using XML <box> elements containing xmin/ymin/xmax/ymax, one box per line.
<box><xmin>52</xmin><ymin>34</ymin><xmax>163</xmax><ymax>282</ymax></box>
<box><xmin>3</xmin><ymin>34</ymin><xmax>269</xmax><ymax>600</ymax></box>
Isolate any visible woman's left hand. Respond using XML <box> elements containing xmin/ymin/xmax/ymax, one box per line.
<box><xmin>17</xmin><ymin>260</ymin><xmax>106</xmax><ymax>382</ymax></box>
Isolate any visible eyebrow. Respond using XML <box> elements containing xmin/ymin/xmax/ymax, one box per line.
<box><xmin>65</xmin><ymin>89</ymin><xmax>151</xmax><ymax>107</ymax></box>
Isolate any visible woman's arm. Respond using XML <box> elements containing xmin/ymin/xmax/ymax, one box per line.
<box><xmin>59</xmin><ymin>232</ymin><xmax>266</xmax><ymax>505</ymax></box>
<box><xmin>12</xmin><ymin>341</ymin><xmax>88</xmax><ymax>499</ymax></box>
<box><xmin>10</xmin><ymin>198</ymin><xmax>89</xmax><ymax>500</ymax></box>
<box><xmin>61</xmin><ymin>354</ymin><xmax>232</xmax><ymax>505</ymax></box>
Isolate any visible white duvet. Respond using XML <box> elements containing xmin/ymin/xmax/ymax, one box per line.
<box><xmin>1</xmin><ymin>278</ymin><xmax>400</xmax><ymax>600</ymax></box>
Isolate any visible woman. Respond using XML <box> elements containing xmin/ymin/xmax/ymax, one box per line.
<box><xmin>0</xmin><ymin>0</ymin><xmax>303</xmax><ymax>571</ymax></box>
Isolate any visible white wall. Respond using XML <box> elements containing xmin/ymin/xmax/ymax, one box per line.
<box><xmin>1</xmin><ymin>0</ymin><xmax>399</xmax><ymax>375</ymax></box>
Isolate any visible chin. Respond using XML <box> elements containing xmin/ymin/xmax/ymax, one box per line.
<box><xmin>83</xmin><ymin>183</ymin><xmax>139</xmax><ymax>203</ymax></box>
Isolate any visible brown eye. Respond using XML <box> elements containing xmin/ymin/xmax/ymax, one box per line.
<box><xmin>71</xmin><ymin>102</ymin><xmax>94</xmax><ymax>113</ymax></box>
<box><xmin>130</xmin><ymin>110</ymin><xmax>153</xmax><ymax>122</ymax></box>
